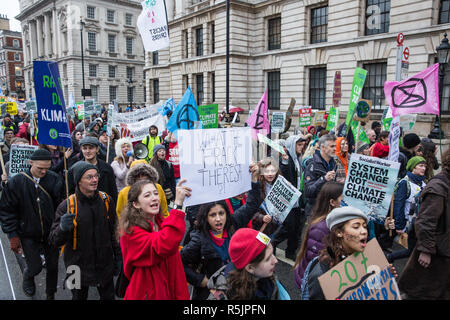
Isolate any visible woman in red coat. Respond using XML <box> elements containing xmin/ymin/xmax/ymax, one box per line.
<box><xmin>118</xmin><ymin>179</ymin><xmax>192</xmax><ymax>300</ymax></box>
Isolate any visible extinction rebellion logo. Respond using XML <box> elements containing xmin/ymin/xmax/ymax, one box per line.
<box><xmin>49</xmin><ymin>128</ymin><xmax>58</xmax><ymax>139</ymax></box>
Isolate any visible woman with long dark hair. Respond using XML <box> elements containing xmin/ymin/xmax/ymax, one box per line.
<box><xmin>150</xmin><ymin>144</ymin><xmax>176</xmax><ymax>203</ymax></box>
<box><xmin>293</xmin><ymin>181</ymin><xmax>343</xmax><ymax>289</ymax></box>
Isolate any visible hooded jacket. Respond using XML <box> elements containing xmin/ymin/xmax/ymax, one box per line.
<box><xmin>334</xmin><ymin>137</ymin><xmax>348</xmax><ymax>179</ymax></box>
<box><xmin>280</xmin><ymin>134</ymin><xmax>306</xmax><ymax>189</ymax></box>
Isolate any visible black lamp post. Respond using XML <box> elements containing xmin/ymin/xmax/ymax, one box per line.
<box><xmin>80</xmin><ymin>18</ymin><xmax>86</xmax><ymax>101</ymax></box>
<box><xmin>428</xmin><ymin>32</ymin><xmax>450</xmax><ymax>139</ymax></box>
<box><xmin>127</xmin><ymin>78</ymin><xmax>133</xmax><ymax>109</ymax></box>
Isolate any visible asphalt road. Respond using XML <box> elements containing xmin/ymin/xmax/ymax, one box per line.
<box><xmin>0</xmin><ymin>217</ymin><xmax>407</xmax><ymax>301</ymax></box>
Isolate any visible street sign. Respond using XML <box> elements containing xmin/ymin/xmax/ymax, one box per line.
<box><xmin>403</xmin><ymin>47</ymin><xmax>409</xmax><ymax>60</ymax></box>
<box><xmin>397</xmin><ymin>33</ymin><xmax>404</xmax><ymax>46</ymax></box>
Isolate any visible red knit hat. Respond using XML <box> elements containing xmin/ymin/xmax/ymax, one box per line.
<box><xmin>229</xmin><ymin>228</ymin><xmax>271</xmax><ymax>269</ymax></box>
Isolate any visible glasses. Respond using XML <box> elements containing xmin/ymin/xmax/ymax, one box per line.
<box><xmin>84</xmin><ymin>174</ymin><xmax>100</xmax><ymax>181</ymax></box>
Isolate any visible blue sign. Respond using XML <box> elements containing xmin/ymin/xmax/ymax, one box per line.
<box><xmin>158</xmin><ymin>97</ymin><xmax>175</xmax><ymax>116</ymax></box>
<box><xmin>166</xmin><ymin>87</ymin><xmax>202</xmax><ymax>138</ymax></box>
<box><xmin>33</xmin><ymin>61</ymin><xmax>72</xmax><ymax>148</ymax></box>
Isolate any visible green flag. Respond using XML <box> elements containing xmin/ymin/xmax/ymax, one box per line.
<box><xmin>350</xmin><ymin>120</ymin><xmax>370</xmax><ymax>145</ymax></box>
<box><xmin>345</xmin><ymin>68</ymin><xmax>368</xmax><ymax>128</ymax></box>
<box><xmin>326</xmin><ymin>107</ymin><xmax>339</xmax><ymax>131</ymax></box>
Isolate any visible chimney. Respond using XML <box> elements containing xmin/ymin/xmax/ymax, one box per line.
<box><xmin>0</xmin><ymin>14</ymin><xmax>10</xmax><ymax>31</ymax></box>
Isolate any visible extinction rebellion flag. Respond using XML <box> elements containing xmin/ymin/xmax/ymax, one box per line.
<box><xmin>33</xmin><ymin>61</ymin><xmax>72</xmax><ymax>149</ymax></box>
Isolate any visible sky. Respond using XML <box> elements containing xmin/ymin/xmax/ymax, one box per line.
<box><xmin>1</xmin><ymin>0</ymin><xmax>22</xmax><ymax>32</ymax></box>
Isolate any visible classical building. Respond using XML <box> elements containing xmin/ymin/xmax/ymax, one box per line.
<box><xmin>0</xmin><ymin>15</ymin><xmax>25</xmax><ymax>99</ymax></box>
<box><xmin>16</xmin><ymin>0</ymin><xmax>145</xmax><ymax>108</ymax></box>
<box><xmin>146</xmin><ymin>0</ymin><xmax>450</xmax><ymax>136</ymax></box>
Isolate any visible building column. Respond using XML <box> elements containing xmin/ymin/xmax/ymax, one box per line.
<box><xmin>44</xmin><ymin>12</ymin><xmax>52</xmax><ymax>57</ymax></box>
<box><xmin>36</xmin><ymin>16</ymin><xmax>43</xmax><ymax>57</ymax></box>
<box><xmin>29</xmin><ymin>20</ymin><xmax>38</xmax><ymax>60</ymax></box>
<box><xmin>52</xmin><ymin>8</ymin><xmax>58</xmax><ymax>57</ymax></box>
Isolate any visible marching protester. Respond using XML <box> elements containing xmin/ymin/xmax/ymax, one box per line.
<box><xmin>334</xmin><ymin>137</ymin><xmax>348</xmax><ymax>183</ymax></box>
<box><xmin>1</xmin><ymin>127</ymin><xmax>14</xmax><ymax>154</ymax></box>
<box><xmin>370</xmin><ymin>131</ymin><xmax>390</xmax><ymax>159</ymax></box>
<box><xmin>398</xmin><ymin>133</ymin><xmax>421</xmax><ymax>178</ymax></box>
<box><xmin>397</xmin><ymin>148</ymin><xmax>450</xmax><ymax>300</ymax></box>
<box><xmin>300</xmin><ymin>206</ymin><xmax>369</xmax><ymax>300</ymax></box>
<box><xmin>417</xmin><ymin>139</ymin><xmax>439</xmax><ymax>182</ymax></box>
<box><xmin>111</xmin><ymin>138</ymin><xmax>134</xmax><ymax>192</ymax></box>
<box><xmin>141</xmin><ymin>125</ymin><xmax>162</xmax><ymax>162</ymax></box>
<box><xmin>49</xmin><ymin>161</ymin><xmax>121</xmax><ymax>300</ymax></box>
<box><xmin>293</xmin><ymin>181</ymin><xmax>344</xmax><ymax>289</ymax></box>
<box><xmin>0</xmin><ymin>149</ymin><xmax>64</xmax><ymax>299</ymax></box>
<box><xmin>180</xmin><ymin>163</ymin><xmax>266</xmax><ymax>299</ymax></box>
<box><xmin>371</xmin><ymin>121</ymin><xmax>382</xmax><ymax>140</ymax></box>
<box><xmin>116</xmin><ymin>161</ymin><xmax>169</xmax><ymax>219</ymax></box>
<box><xmin>163</xmin><ymin>131</ymin><xmax>181</xmax><ymax>184</ymax></box>
<box><xmin>2</xmin><ymin>113</ymin><xmax>18</xmax><ymax>134</ymax></box>
<box><xmin>150</xmin><ymin>144</ymin><xmax>176</xmax><ymax>204</ymax></box>
<box><xmin>272</xmin><ymin>134</ymin><xmax>309</xmax><ymax>260</ymax></box>
<box><xmin>304</xmin><ymin>134</ymin><xmax>337</xmax><ymax>216</ymax></box>
<box><xmin>118</xmin><ymin>179</ymin><xmax>192</xmax><ymax>300</ymax></box>
<box><xmin>388</xmin><ymin>156</ymin><xmax>427</xmax><ymax>263</ymax></box>
<box><xmin>98</xmin><ymin>129</ymin><xmax>115</xmax><ymax>164</ymax></box>
<box><xmin>207</xmin><ymin>228</ymin><xmax>281</xmax><ymax>300</ymax></box>
<box><xmin>67</xmin><ymin>136</ymin><xmax>118</xmax><ymax>202</ymax></box>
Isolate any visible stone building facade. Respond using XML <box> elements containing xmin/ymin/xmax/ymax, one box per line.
<box><xmin>16</xmin><ymin>0</ymin><xmax>145</xmax><ymax>108</ymax></box>
<box><xmin>147</xmin><ymin>0</ymin><xmax>450</xmax><ymax>136</ymax></box>
<box><xmin>0</xmin><ymin>15</ymin><xmax>25</xmax><ymax>99</ymax></box>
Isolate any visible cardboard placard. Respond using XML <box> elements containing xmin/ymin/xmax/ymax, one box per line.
<box><xmin>318</xmin><ymin>239</ymin><xmax>401</xmax><ymax>300</ymax></box>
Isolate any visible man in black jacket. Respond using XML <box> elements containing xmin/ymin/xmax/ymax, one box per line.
<box><xmin>0</xmin><ymin>149</ymin><xmax>64</xmax><ymax>299</ymax></box>
<box><xmin>67</xmin><ymin>136</ymin><xmax>118</xmax><ymax>202</ymax></box>
<box><xmin>49</xmin><ymin>161</ymin><xmax>121</xmax><ymax>300</ymax></box>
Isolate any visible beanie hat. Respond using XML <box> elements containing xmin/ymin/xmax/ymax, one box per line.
<box><xmin>406</xmin><ymin>156</ymin><xmax>426</xmax><ymax>172</ymax></box>
<box><xmin>326</xmin><ymin>206</ymin><xmax>368</xmax><ymax>231</ymax></box>
<box><xmin>30</xmin><ymin>149</ymin><xmax>52</xmax><ymax>161</ymax></box>
<box><xmin>371</xmin><ymin>121</ymin><xmax>381</xmax><ymax>130</ymax></box>
<box><xmin>71</xmin><ymin>161</ymin><xmax>98</xmax><ymax>186</ymax></box>
<box><xmin>153</xmin><ymin>144</ymin><xmax>165</xmax><ymax>157</ymax></box>
<box><xmin>3</xmin><ymin>127</ymin><xmax>14</xmax><ymax>134</ymax></box>
<box><xmin>79</xmin><ymin>136</ymin><xmax>99</xmax><ymax>147</ymax></box>
<box><xmin>403</xmin><ymin>133</ymin><xmax>421</xmax><ymax>150</ymax></box>
<box><xmin>228</xmin><ymin>228</ymin><xmax>270</xmax><ymax>269</ymax></box>
<box><xmin>130</xmin><ymin>159</ymin><xmax>147</xmax><ymax>168</ymax></box>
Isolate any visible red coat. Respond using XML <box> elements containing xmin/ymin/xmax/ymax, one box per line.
<box><xmin>371</xmin><ymin>142</ymin><xmax>389</xmax><ymax>158</ymax></box>
<box><xmin>120</xmin><ymin>209</ymin><xmax>190</xmax><ymax>300</ymax></box>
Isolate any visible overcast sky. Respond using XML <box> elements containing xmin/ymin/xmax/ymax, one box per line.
<box><xmin>2</xmin><ymin>0</ymin><xmax>22</xmax><ymax>32</ymax></box>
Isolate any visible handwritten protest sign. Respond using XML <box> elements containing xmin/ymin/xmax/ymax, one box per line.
<box><xmin>137</xmin><ymin>0</ymin><xmax>170</xmax><ymax>52</ymax></box>
<box><xmin>198</xmin><ymin>104</ymin><xmax>219</xmax><ymax>129</ymax></box>
<box><xmin>343</xmin><ymin>154</ymin><xmax>400</xmax><ymax>224</ymax></box>
<box><xmin>299</xmin><ymin>107</ymin><xmax>312</xmax><ymax>127</ymax></box>
<box><xmin>257</xmin><ymin>133</ymin><xmax>286</xmax><ymax>155</ymax></box>
<box><xmin>26</xmin><ymin>100</ymin><xmax>37</xmax><ymax>113</ymax></box>
<box><xmin>318</xmin><ymin>239</ymin><xmax>401</xmax><ymax>300</ymax></box>
<box><xmin>262</xmin><ymin>175</ymin><xmax>301</xmax><ymax>224</ymax></box>
<box><xmin>9</xmin><ymin>144</ymin><xmax>39</xmax><ymax>177</ymax></box>
<box><xmin>313</xmin><ymin>110</ymin><xmax>326</xmax><ymax>126</ymax></box>
<box><xmin>271</xmin><ymin>112</ymin><xmax>285</xmax><ymax>133</ymax></box>
<box><xmin>178</xmin><ymin>127</ymin><xmax>252</xmax><ymax>207</ymax></box>
<box><xmin>6</xmin><ymin>102</ymin><xmax>18</xmax><ymax>115</ymax></box>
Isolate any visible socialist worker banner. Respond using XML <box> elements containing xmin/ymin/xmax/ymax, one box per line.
<box><xmin>384</xmin><ymin>63</ymin><xmax>440</xmax><ymax>117</ymax></box>
<box><xmin>33</xmin><ymin>61</ymin><xmax>72</xmax><ymax>149</ymax></box>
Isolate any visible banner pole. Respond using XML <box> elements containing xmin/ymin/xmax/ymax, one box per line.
<box><xmin>63</xmin><ymin>147</ymin><xmax>70</xmax><ymax>214</ymax></box>
<box><xmin>0</xmin><ymin>147</ymin><xmax>6</xmax><ymax>177</ymax></box>
<box><xmin>106</xmin><ymin>136</ymin><xmax>110</xmax><ymax>163</ymax></box>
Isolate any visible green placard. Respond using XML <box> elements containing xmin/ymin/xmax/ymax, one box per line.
<box><xmin>326</xmin><ymin>107</ymin><xmax>339</xmax><ymax>131</ymax></box>
<box><xmin>198</xmin><ymin>104</ymin><xmax>219</xmax><ymax>129</ymax></box>
<box><xmin>299</xmin><ymin>107</ymin><xmax>312</xmax><ymax>128</ymax></box>
<box><xmin>345</xmin><ymin>68</ymin><xmax>368</xmax><ymax>128</ymax></box>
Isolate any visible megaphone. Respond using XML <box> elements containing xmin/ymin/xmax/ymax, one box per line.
<box><xmin>133</xmin><ymin>142</ymin><xmax>149</xmax><ymax>160</ymax></box>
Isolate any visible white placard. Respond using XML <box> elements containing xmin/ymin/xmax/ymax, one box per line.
<box><xmin>137</xmin><ymin>0</ymin><xmax>170</xmax><ymax>52</ymax></box>
<box><xmin>9</xmin><ymin>144</ymin><xmax>39</xmax><ymax>177</ymax></box>
<box><xmin>178</xmin><ymin>127</ymin><xmax>253</xmax><ymax>207</ymax></box>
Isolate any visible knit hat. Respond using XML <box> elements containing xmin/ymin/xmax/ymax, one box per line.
<box><xmin>71</xmin><ymin>161</ymin><xmax>98</xmax><ymax>186</ymax></box>
<box><xmin>371</xmin><ymin>121</ymin><xmax>381</xmax><ymax>130</ymax></box>
<box><xmin>406</xmin><ymin>156</ymin><xmax>426</xmax><ymax>172</ymax></box>
<box><xmin>326</xmin><ymin>206</ymin><xmax>368</xmax><ymax>231</ymax></box>
<box><xmin>403</xmin><ymin>133</ymin><xmax>421</xmax><ymax>150</ymax></box>
<box><xmin>30</xmin><ymin>149</ymin><xmax>52</xmax><ymax>161</ymax></box>
<box><xmin>79</xmin><ymin>136</ymin><xmax>99</xmax><ymax>147</ymax></box>
<box><xmin>228</xmin><ymin>228</ymin><xmax>270</xmax><ymax>269</ymax></box>
<box><xmin>3</xmin><ymin>127</ymin><xmax>14</xmax><ymax>134</ymax></box>
<box><xmin>153</xmin><ymin>144</ymin><xmax>165</xmax><ymax>157</ymax></box>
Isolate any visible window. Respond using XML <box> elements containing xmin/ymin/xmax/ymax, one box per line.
<box><xmin>88</xmin><ymin>32</ymin><xmax>96</xmax><ymax>51</ymax></box>
<box><xmin>108</xmin><ymin>34</ymin><xmax>116</xmax><ymax>53</ymax></box>
<box><xmin>15</xmin><ymin>66</ymin><xmax>22</xmax><ymax>76</ymax></box>
<box><xmin>442</xmin><ymin>64</ymin><xmax>450</xmax><ymax>113</ymax></box>
<box><xmin>87</xmin><ymin>6</ymin><xmax>95</xmax><ymax>19</ymax></box>
<box><xmin>152</xmin><ymin>51</ymin><xmax>158</xmax><ymax>65</ymax></box>
<box><xmin>127</xmin><ymin>86</ymin><xmax>134</xmax><ymax>103</ymax></box>
<box><xmin>89</xmin><ymin>64</ymin><xmax>97</xmax><ymax>77</ymax></box>
<box><xmin>107</xmin><ymin>10</ymin><xmax>115</xmax><ymax>23</ymax></box>
<box><xmin>196</xmin><ymin>74</ymin><xmax>204</xmax><ymax>105</ymax></box>
<box><xmin>309</xmin><ymin>67</ymin><xmax>326</xmax><ymax>110</ymax></box>
<box><xmin>268</xmin><ymin>17</ymin><xmax>281</xmax><ymax>50</ymax></box>
<box><xmin>365</xmin><ymin>0</ymin><xmax>390</xmax><ymax>35</ymax></box>
<box><xmin>14</xmin><ymin>53</ymin><xmax>20</xmax><ymax>61</ymax></box>
<box><xmin>211</xmin><ymin>23</ymin><xmax>215</xmax><ymax>54</ymax></box>
<box><xmin>13</xmin><ymin>39</ymin><xmax>19</xmax><ymax>48</ymax></box>
<box><xmin>311</xmin><ymin>6</ymin><xmax>328</xmax><ymax>44</ymax></box>
<box><xmin>90</xmin><ymin>85</ymin><xmax>98</xmax><ymax>101</ymax></box>
<box><xmin>195</xmin><ymin>27</ymin><xmax>203</xmax><ymax>56</ymax></box>
<box><xmin>439</xmin><ymin>0</ymin><xmax>450</xmax><ymax>24</ymax></box>
<box><xmin>126</xmin><ymin>37</ymin><xmax>133</xmax><ymax>55</ymax></box>
<box><xmin>362</xmin><ymin>62</ymin><xmax>387</xmax><ymax>110</ymax></box>
<box><xmin>109</xmin><ymin>65</ymin><xmax>116</xmax><ymax>78</ymax></box>
<box><xmin>183</xmin><ymin>75</ymin><xmax>189</xmax><ymax>90</ymax></box>
<box><xmin>211</xmin><ymin>72</ymin><xmax>215</xmax><ymax>102</ymax></box>
<box><xmin>184</xmin><ymin>30</ymin><xmax>189</xmax><ymax>58</ymax></box>
<box><xmin>153</xmin><ymin>79</ymin><xmax>159</xmax><ymax>103</ymax></box>
<box><xmin>268</xmin><ymin>71</ymin><xmax>280</xmax><ymax>110</ymax></box>
<box><xmin>109</xmin><ymin>86</ymin><xmax>117</xmax><ymax>101</ymax></box>
<box><xmin>126</xmin><ymin>66</ymin><xmax>134</xmax><ymax>80</ymax></box>
<box><xmin>63</xmin><ymin>64</ymin><xmax>67</xmax><ymax>78</ymax></box>
<box><xmin>125</xmin><ymin>13</ymin><xmax>133</xmax><ymax>26</ymax></box>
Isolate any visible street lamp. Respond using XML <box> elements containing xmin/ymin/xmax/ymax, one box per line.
<box><xmin>80</xmin><ymin>18</ymin><xmax>87</xmax><ymax>101</ymax></box>
<box><xmin>428</xmin><ymin>32</ymin><xmax>450</xmax><ymax>139</ymax></box>
<box><xmin>127</xmin><ymin>78</ymin><xmax>133</xmax><ymax>109</ymax></box>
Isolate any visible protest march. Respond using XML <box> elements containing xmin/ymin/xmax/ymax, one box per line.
<box><xmin>0</xmin><ymin>1</ymin><xmax>449</xmax><ymax>307</ymax></box>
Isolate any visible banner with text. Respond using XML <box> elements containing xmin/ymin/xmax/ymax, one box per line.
<box><xmin>137</xmin><ymin>0</ymin><xmax>170</xmax><ymax>52</ymax></box>
<box><xmin>9</xmin><ymin>144</ymin><xmax>39</xmax><ymax>177</ymax></box>
<box><xmin>198</xmin><ymin>104</ymin><xmax>219</xmax><ymax>129</ymax></box>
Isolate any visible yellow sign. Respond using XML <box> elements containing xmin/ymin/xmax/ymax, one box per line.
<box><xmin>6</xmin><ymin>102</ymin><xmax>18</xmax><ymax>115</ymax></box>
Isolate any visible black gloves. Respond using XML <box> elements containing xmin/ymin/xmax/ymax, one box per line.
<box><xmin>60</xmin><ymin>213</ymin><xmax>75</xmax><ymax>232</ymax></box>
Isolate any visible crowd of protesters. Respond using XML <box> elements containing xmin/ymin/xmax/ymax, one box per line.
<box><xmin>0</xmin><ymin>106</ymin><xmax>448</xmax><ymax>301</ymax></box>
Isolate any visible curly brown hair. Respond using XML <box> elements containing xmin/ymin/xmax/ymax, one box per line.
<box><xmin>318</xmin><ymin>221</ymin><xmax>350</xmax><ymax>269</ymax></box>
<box><xmin>442</xmin><ymin>148</ymin><xmax>450</xmax><ymax>175</ymax></box>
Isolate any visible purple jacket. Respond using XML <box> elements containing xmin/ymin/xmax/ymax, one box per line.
<box><xmin>294</xmin><ymin>219</ymin><xmax>329</xmax><ymax>289</ymax></box>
